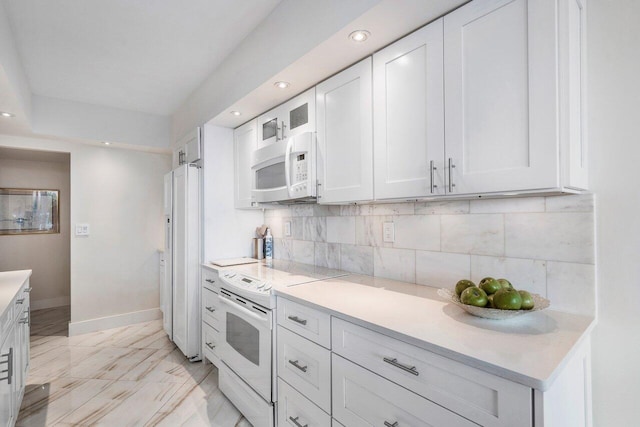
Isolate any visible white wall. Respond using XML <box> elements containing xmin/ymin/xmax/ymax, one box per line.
<box><xmin>202</xmin><ymin>124</ymin><xmax>263</xmax><ymax>262</ymax></box>
<box><xmin>0</xmin><ymin>134</ymin><xmax>171</xmax><ymax>333</ymax></box>
<box><xmin>0</xmin><ymin>154</ymin><xmax>70</xmax><ymax>309</ymax></box>
<box><xmin>588</xmin><ymin>1</ymin><xmax>640</xmax><ymax>425</ymax></box>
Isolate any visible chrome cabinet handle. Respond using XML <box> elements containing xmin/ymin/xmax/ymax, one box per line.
<box><xmin>383</xmin><ymin>357</ymin><xmax>419</xmax><ymax>376</ymax></box>
<box><xmin>448</xmin><ymin>158</ymin><xmax>456</xmax><ymax>192</ymax></box>
<box><xmin>24</xmin><ymin>287</ymin><xmax>32</xmax><ymax>293</ymax></box>
<box><xmin>289</xmin><ymin>416</ymin><xmax>308</xmax><ymax>427</ymax></box>
<box><xmin>0</xmin><ymin>348</ymin><xmax>13</xmax><ymax>384</ymax></box>
<box><xmin>287</xmin><ymin>315</ymin><xmax>307</xmax><ymax>325</ymax></box>
<box><xmin>205</xmin><ymin>279</ymin><xmax>215</xmax><ymax>283</ymax></box>
<box><xmin>430</xmin><ymin>160</ymin><xmax>438</xmax><ymax>193</ymax></box>
<box><xmin>16</xmin><ymin>299</ymin><xmax>25</xmax><ymax>304</ymax></box>
<box><xmin>281</xmin><ymin>120</ymin><xmax>287</xmax><ymax>140</ymax></box>
<box><xmin>205</xmin><ymin>342</ymin><xmax>215</xmax><ymax>350</ymax></box>
<box><xmin>384</xmin><ymin>422</ymin><xmax>398</xmax><ymax>427</ymax></box>
<box><xmin>288</xmin><ymin>359</ymin><xmax>308</xmax><ymax>373</ymax></box>
<box><xmin>19</xmin><ymin>316</ymin><xmax>29</xmax><ymax>325</ymax></box>
<box><xmin>205</xmin><ymin>306</ymin><xmax>215</xmax><ymax>313</ymax></box>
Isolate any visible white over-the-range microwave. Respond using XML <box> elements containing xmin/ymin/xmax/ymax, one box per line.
<box><xmin>251</xmin><ymin>131</ymin><xmax>316</xmax><ymax>204</ymax></box>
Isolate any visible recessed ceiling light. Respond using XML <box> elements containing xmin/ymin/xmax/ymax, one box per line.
<box><xmin>0</xmin><ymin>112</ymin><xmax>14</xmax><ymax>118</ymax></box>
<box><xmin>102</xmin><ymin>141</ymin><xmax>111</xmax><ymax>145</ymax></box>
<box><xmin>274</xmin><ymin>81</ymin><xmax>290</xmax><ymax>89</ymax></box>
<box><xmin>349</xmin><ymin>30</ymin><xmax>370</xmax><ymax>43</ymax></box>
<box><xmin>230</xmin><ymin>111</ymin><xmax>242</xmax><ymax>116</ymax></box>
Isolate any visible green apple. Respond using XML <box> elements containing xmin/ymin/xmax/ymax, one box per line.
<box><xmin>518</xmin><ymin>290</ymin><xmax>535</xmax><ymax>310</ymax></box>
<box><xmin>455</xmin><ymin>279</ymin><xmax>475</xmax><ymax>297</ymax></box>
<box><xmin>460</xmin><ymin>286</ymin><xmax>488</xmax><ymax>307</ymax></box>
<box><xmin>479</xmin><ymin>277</ymin><xmax>501</xmax><ymax>295</ymax></box>
<box><xmin>493</xmin><ymin>288</ymin><xmax>523</xmax><ymax>310</ymax></box>
<box><xmin>497</xmin><ymin>278</ymin><xmax>513</xmax><ymax>289</ymax></box>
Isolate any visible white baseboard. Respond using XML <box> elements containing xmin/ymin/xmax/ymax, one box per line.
<box><xmin>68</xmin><ymin>308</ymin><xmax>162</xmax><ymax>336</ymax></box>
<box><xmin>31</xmin><ymin>296</ymin><xmax>71</xmax><ymax>311</ymax></box>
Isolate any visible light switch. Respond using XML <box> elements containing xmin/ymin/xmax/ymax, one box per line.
<box><xmin>383</xmin><ymin>222</ymin><xmax>394</xmax><ymax>243</ymax></box>
<box><xmin>75</xmin><ymin>223</ymin><xmax>90</xmax><ymax>236</ymax></box>
<box><xmin>284</xmin><ymin>221</ymin><xmax>291</xmax><ymax>237</ymax></box>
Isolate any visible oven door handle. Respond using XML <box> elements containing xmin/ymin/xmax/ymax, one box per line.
<box><xmin>284</xmin><ymin>136</ymin><xmax>294</xmax><ymax>199</ymax></box>
<box><xmin>218</xmin><ymin>294</ymin><xmax>269</xmax><ymax>325</ymax></box>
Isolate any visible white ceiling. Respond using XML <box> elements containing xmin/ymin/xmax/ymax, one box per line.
<box><xmin>3</xmin><ymin>0</ymin><xmax>281</xmax><ymax>116</ymax></box>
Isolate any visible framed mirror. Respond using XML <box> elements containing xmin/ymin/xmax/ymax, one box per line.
<box><xmin>0</xmin><ymin>188</ymin><xmax>60</xmax><ymax>235</ymax></box>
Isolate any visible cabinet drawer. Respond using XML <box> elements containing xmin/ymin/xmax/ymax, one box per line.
<box><xmin>333</xmin><ymin>354</ymin><xmax>476</xmax><ymax>427</ymax></box>
<box><xmin>202</xmin><ymin>287</ymin><xmax>221</xmax><ymax>330</ymax></box>
<box><xmin>277</xmin><ymin>378</ymin><xmax>330</xmax><ymax>427</ymax></box>
<box><xmin>277</xmin><ymin>297</ymin><xmax>331</xmax><ymax>348</ymax></box>
<box><xmin>277</xmin><ymin>326</ymin><xmax>331</xmax><ymax>413</ymax></box>
<box><xmin>332</xmin><ymin>318</ymin><xmax>532</xmax><ymax>427</ymax></box>
<box><xmin>202</xmin><ymin>268</ymin><xmax>219</xmax><ymax>291</ymax></box>
<box><xmin>203</xmin><ymin>322</ymin><xmax>221</xmax><ymax>364</ymax></box>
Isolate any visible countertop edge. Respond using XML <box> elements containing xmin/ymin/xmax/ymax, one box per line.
<box><xmin>274</xmin><ymin>288</ymin><xmax>596</xmax><ymax>392</ymax></box>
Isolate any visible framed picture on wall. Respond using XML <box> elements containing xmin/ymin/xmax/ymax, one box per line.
<box><xmin>0</xmin><ymin>188</ymin><xmax>60</xmax><ymax>235</ymax></box>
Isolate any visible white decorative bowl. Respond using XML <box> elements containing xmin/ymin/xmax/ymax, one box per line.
<box><xmin>437</xmin><ymin>288</ymin><xmax>550</xmax><ymax>320</ymax></box>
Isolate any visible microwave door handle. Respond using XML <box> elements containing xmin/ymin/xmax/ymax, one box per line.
<box><xmin>284</xmin><ymin>136</ymin><xmax>294</xmax><ymax>198</ymax></box>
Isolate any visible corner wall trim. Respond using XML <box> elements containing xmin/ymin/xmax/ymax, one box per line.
<box><xmin>68</xmin><ymin>307</ymin><xmax>162</xmax><ymax>336</ymax></box>
<box><xmin>31</xmin><ymin>296</ymin><xmax>71</xmax><ymax>311</ymax></box>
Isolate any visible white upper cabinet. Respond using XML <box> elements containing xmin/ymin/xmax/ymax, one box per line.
<box><xmin>234</xmin><ymin>120</ymin><xmax>259</xmax><ymax>209</ymax></box>
<box><xmin>257</xmin><ymin>88</ymin><xmax>316</xmax><ymax>149</ymax></box>
<box><xmin>173</xmin><ymin>128</ymin><xmax>202</xmax><ymax>167</ymax></box>
<box><xmin>444</xmin><ymin>0</ymin><xmax>586</xmax><ymax>195</ymax></box>
<box><xmin>373</xmin><ymin>19</ymin><xmax>445</xmax><ymax>200</ymax></box>
<box><xmin>317</xmin><ymin>58</ymin><xmax>373</xmax><ymax>204</ymax></box>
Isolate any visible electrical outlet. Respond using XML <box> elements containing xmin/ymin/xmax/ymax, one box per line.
<box><xmin>383</xmin><ymin>222</ymin><xmax>394</xmax><ymax>243</ymax></box>
<box><xmin>75</xmin><ymin>223</ymin><xmax>90</xmax><ymax>236</ymax></box>
<box><xmin>284</xmin><ymin>221</ymin><xmax>292</xmax><ymax>237</ymax></box>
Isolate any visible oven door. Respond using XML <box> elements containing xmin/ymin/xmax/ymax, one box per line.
<box><xmin>218</xmin><ymin>289</ymin><xmax>273</xmax><ymax>402</ymax></box>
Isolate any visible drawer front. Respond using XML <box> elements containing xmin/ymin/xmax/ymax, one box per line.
<box><xmin>277</xmin><ymin>378</ymin><xmax>331</xmax><ymax>427</ymax></box>
<box><xmin>203</xmin><ymin>322</ymin><xmax>221</xmax><ymax>363</ymax></box>
<box><xmin>277</xmin><ymin>297</ymin><xmax>331</xmax><ymax>348</ymax></box>
<box><xmin>332</xmin><ymin>318</ymin><xmax>532</xmax><ymax>427</ymax></box>
<box><xmin>332</xmin><ymin>354</ymin><xmax>477</xmax><ymax>427</ymax></box>
<box><xmin>277</xmin><ymin>326</ymin><xmax>331</xmax><ymax>413</ymax></box>
<box><xmin>202</xmin><ymin>268</ymin><xmax>219</xmax><ymax>292</ymax></box>
<box><xmin>202</xmin><ymin>287</ymin><xmax>221</xmax><ymax>330</ymax></box>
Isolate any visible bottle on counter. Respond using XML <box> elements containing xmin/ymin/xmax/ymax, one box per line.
<box><xmin>264</xmin><ymin>228</ymin><xmax>273</xmax><ymax>261</ymax></box>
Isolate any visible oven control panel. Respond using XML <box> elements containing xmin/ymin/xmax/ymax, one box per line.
<box><xmin>221</xmin><ymin>272</ymin><xmax>272</xmax><ymax>293</ymax></box>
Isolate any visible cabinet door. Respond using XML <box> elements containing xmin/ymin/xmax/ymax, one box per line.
<box><xmin>317</xmin><ymin>58</ymin><xmax>373</xmax><ymax>204</ymax></box>
<box><xmin>234</xmin><ymin>120</ymin><xmax>259</xmax><ymax>208</ymax></box>
<box><xmin>373</xmin><ymin>19</ymin><xmax>445</xmax><ymax>200</ymax></box>
<box><xmin>257</xmin><ymin>107</ymin><xmax>284</xmax><ymax>149</ymax></box>
<box><xmin>444</xmin><ymin>0</ymin><xmax>559</xmax><ymax>194</ymax></box>
<box><xmin>282</xmin><ymin>88</ymin><xmax>316</xmax><ymax>139</ymax></box>
<box><xmin>0</xmin><ymin>327</ymin><xmax>15</xmax><ymax>426</ymax></box>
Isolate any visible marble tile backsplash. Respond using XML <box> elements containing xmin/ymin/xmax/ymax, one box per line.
<box><xmin>265</xmin><ymin>194</ymin><xmax>596</xmax><ymax>317</ymax></box>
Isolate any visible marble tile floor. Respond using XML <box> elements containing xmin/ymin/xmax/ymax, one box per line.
<box><xmin>18</xmin><ymin>306</ymin><xmax>251</xmax><ymax>426</ymax></box>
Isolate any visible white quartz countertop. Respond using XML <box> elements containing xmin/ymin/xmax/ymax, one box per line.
<box><xmin>0</xmin><ymin>270</ymin><xmax>31</xmax><ymax>315</ymax></box>
<box><xmin>274</xmin><ymin>274</ymin><xmax>595</xmax><ymax>391</ymax></box>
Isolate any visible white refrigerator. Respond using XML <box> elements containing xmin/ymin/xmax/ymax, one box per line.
<box><xmin>163</xmin><ymin>163</ymin><xmax>201</xmax><ymax>360</ymax></box>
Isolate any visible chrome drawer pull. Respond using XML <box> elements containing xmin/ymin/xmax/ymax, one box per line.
<box><xmin>0</xmin><ymin>348</ymin><xmax>13</xmax><ymax>384</ymax></box>
<box><xmin>383</xmin><ymin>357</ymin><xmax>419</xmax><ymax>376</ymax></box>
<box><xmin>24</xmin><ymin>287</ymin><xmax>33</xmax><ymax>293</ymax></box>
<box><xmin>287</xmin><ymin>315</ymin><xmax>307</xmax><ymax>325</ymax></box>
<box><xmin>205</xmin><ymin>279</ymin><xmax>215</xmax><ymax>283</ymax></box>
<box><xmin>288</xmin><ymin>359</ymin><xmax>308</xmax><ymax>373</ymax></box>
<box><xmin>16</xmin><ymin>299</ymin><xmax>25</xmax><ymax>304</ymax></box>
<box><xmin>289</xmin><ymin>416</ymin><xmax>308</xmax><ymax>427</ymax></box>
<box><xmin>205</xmin><ymin>306</ymin><xmax>215</xmax><ymax>313</ymax></box>
<box><xmin>19</xmin><ymin>316</ymin><xmax>29</xmax><ymax>325</ymax></box>
<box><xmin>384</xmin><ymin>422</ymin><xmax>398</xmax><ymax>427</ymax></box>
<box><xmin>205</xmin><ymin>342</ymin><xmax>215</xmax><ymax>350</ymax></box>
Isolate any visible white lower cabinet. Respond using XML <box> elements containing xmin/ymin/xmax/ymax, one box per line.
<box><xmin>332</xmin><ymin>354</ymin><xmax>477</xmax><ymax>427</ymax></box>
<box><xmin>201</xmin><ymin>268</ymin><xmax>222</xmax><ymax>365</ymax></box>
<box><xmin>277</xmin><ymin>379</ymin><xmax>331</xmax><ymax>427</ymax></box>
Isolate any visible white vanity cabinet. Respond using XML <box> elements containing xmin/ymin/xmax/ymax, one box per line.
<box><xmin>257</xmin><ymin>88</ymin><xmax>316</xmax><ymax>149</ymax></box>
<box><xmin>443</xmin><ymin>0</ymin><xmax>587</xmax><ymax>195</ymax></box>
<box><xmin>201</xmin><ymin>268</ymin><xmax>223</xmax><ymax>365</ymax></box>
<box><xmin>0</xmin><ymin>274</ymin><xmax>31</xmax><ymax>427</ymax></box>
<box><xmin>373</xmin><ymin>18</ymin><xmax>445</xmax><ymax>200</ymax></box>
<box><xmin>316</xmin><ymin>58</ymin><xmax>373</xmax><ymax>204</ymax></box>
<box><xmin>234</xmin><ymin>119</ymin><xmax>259</xmax><ymax>209</ymax></box>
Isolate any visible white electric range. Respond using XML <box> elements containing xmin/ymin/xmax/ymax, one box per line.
<box><xmin>211</xmin><ymin>260</ymin><xmax>349</xmax><ymax>427</ymax></box>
